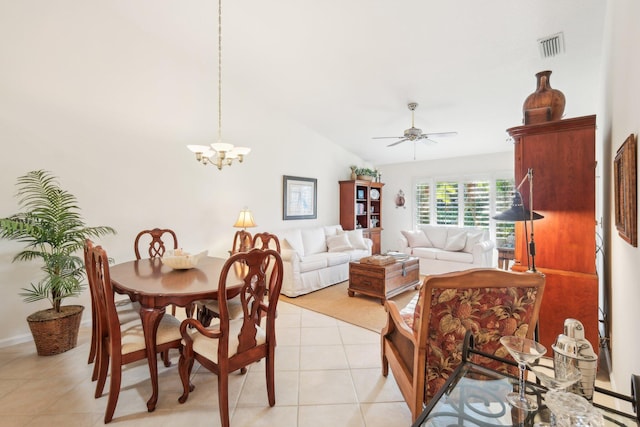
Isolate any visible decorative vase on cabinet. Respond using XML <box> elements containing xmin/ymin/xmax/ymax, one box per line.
<box><xmin>523</xmin><ymin>70</ymin><xmax>566</xmax><ymax>124</ymax></box>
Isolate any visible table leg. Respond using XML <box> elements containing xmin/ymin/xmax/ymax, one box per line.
<box><xmin>139</xmin><ymin>306</ymin><xmax>165</xmax><ymax>412</ymax></box>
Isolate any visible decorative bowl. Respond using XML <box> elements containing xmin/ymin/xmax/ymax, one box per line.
<box><xmin>161</xmin><ymin>249</ymin><xmax>207</xmax><ymax>270</ymax></box>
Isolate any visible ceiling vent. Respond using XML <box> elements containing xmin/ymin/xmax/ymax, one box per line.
<box><xmin>538</xmin><ymin>32</ymin><xmax>565</xmax><ymax>58</ymax></box>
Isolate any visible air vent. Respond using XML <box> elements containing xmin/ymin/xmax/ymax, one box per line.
<box><xmin>538</xmin><ymin>32</ymin><xmax>565</xmax><ymax>58</ymax></box>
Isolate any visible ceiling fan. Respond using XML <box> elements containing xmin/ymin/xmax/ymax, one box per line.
<box><xmin>373</xmin><ymin>102</ymin><xmax>458</xmax><ymax>147</ymax></box>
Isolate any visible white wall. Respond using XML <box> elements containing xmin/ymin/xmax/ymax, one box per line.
<box><xmin>0</xmin><ymin>3</ymin><xmax>367</xmax><ymax>346</ymax></box>
<box><xmin>601</xmin><ymin>0</ymin><xmax>640</xmax><ymax>395</ymax></box>
<box><xmin>377</xmin><ymin>151</ymin><xmax>513</xmax><ymax>254</ymax></box>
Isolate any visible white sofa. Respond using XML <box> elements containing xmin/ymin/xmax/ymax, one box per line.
<box><xmin>279</xmin><ymin>225</ymin><xmax>372</xmax><ymax>297</ymax></box>
<box><xmin>399</xmin><ymin>225</ymin><xmax>495</xmax><ymax>275</ymax></box>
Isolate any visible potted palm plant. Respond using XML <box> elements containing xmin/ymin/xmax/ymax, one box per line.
<box><xmin>0</xmin><ymin>170</ymin><xmax>116</xmax><ymax>355</ymax></box>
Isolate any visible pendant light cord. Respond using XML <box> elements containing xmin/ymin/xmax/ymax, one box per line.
<box><xmin>217</xmin><ymin>0</ymin><xmax>222</xmax><ymax>143</ymax></box>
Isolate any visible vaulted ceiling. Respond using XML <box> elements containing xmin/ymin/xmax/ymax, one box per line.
<box><xmin>89</xmin><ymin>1</ymin><xmax>608</xmax><ymax>165</ymax></box>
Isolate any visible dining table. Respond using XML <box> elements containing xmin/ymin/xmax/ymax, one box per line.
<box><xmin>109</xmin><ymin>256</ymin><xmax>244</xmax><ymax>412</ymax></box>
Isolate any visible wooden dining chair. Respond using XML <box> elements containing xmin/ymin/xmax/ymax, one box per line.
<box><xmin>134</xmin><ymin>227</ymin><xmax>181</xmax><ymax>315</ymax></box>
<box><xmin>196</xmin><ymin>232</ymin><xmax>282</xmax><ymax>326</ymax></box>
<box><xmin>381</xmin><ymin>268</ymin><xmax>545</xmax><ymax>422</ymax></box>
<box><xmin>88</xmin><ymin>244</ymin><xmax>183</xmax><ymax>424</ymax></box>
<box><xmin>84</xmin><ymin>240</ymin><xmax>139</xmax><ymax>376</ymax></box>
<box><xmin>230</xmin><ymin>229</ymin><xmax>253</xmax><ymax>255</ymax></box>
<box><xmin>134</xmin><ymin>227</ymin><xmax>178</xmax><ymax>260</ymax></box>
<box><xmin>177</xmin><ymin>248</ymin><xmax>284</xmax><ymax>427</ymax></box>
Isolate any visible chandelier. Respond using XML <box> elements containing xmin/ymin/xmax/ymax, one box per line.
<box><xmin>187</xmin><ymin>0</ymin><xmax>250</xmax><ymax>170</ymax></box>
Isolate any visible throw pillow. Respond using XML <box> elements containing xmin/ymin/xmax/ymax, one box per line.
<box><xmin>301</xmin><ymin>227</ymin><xmax>327</xmax><ymax>255</ymax></box>
<box><xmin>444</xmin><ymin>230</ymin><xmax>467</xmax><ymax>251</ymax></box>
<box><xmin>283</xmin><ymin>230</ymin><xmax>305</xmax><ymax>257</ymax></box>
<box><xmin>326</xmin><ymin>233</ymin><xmax>353</xmax><ymax>252</ymax></box>
<box><xmin>463</xmin><ymin>231</ymin><xmax>484</xmax><ymax>253</ymax></box>
<box><xmin>342</xmin><ymin>229</ymin><xmax>368</xmax><ymax>250</ymax></box>
<box><xmin>401</xmin><ymin>230</ymin><xmax>432</xmax><ymax>248</ymax></box>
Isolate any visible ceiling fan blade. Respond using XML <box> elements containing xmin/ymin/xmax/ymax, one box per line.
<box><xmin>372</xmin><ymin>136</ymin><xmax>404</xmax><ymax>139</ymax></box>
<box><xmin>418</xmin><ymin>138</ymin><xmax>439</xmax><ymax>145</ymax></box>
<box><xmin>387</xmin><ymin>138</ymin><xmax>408</xmax><ymax>147</ymax></box>
<box><xmin>424</xmin><ymin>131</ymin><xmax>458</xmax><ymax>138</ymax></box>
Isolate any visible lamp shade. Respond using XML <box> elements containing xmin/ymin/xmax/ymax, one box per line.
<box><xmin>493</xmin><ymin>192</ymin><xmax>544</xmax><ymax>221</ymax></box>
<box><xmin>233</xmin><ymin>209</ymin><xmax>257</xmax><ymax>229</ymax></box>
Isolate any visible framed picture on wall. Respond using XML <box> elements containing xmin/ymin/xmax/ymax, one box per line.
<box><xmin>614</xmin><ymin>133</ymin><xmax>637</xmax><ymax>247</ymax></box>
<box><xmin>283</xmin><ymin>175</ymin><xmax>317</xmax><ymax>220</ymax></box>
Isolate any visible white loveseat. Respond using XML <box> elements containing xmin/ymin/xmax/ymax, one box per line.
<box><xmin>279</xmin><ymin>225</ymin><xmax>372</xmax><ymax>297</ymax></box>
<box><xmin>399</xmin><ymin>225</ymin><xmax>495</xmax><ymax>275</ymax></box>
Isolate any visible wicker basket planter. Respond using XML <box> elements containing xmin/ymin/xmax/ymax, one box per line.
<box><xmin>357</xmin><ymin>175</ymin><xmax>374</xmax><ymax>182</ymax></box>
<box><xmin>27</xmin><ymin>305</ymin><xmax>84</xmax><ymax>356</ymax></box>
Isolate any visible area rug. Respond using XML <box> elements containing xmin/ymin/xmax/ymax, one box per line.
<box><xmin>279</xmin><ymin>280</ymin><xmax>419</xmax><ymax>333</ymax></box>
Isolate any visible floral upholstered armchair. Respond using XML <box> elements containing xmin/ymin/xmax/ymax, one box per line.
<box><xmin>381</xmin><ymin>268</ymin><xmax>545</xmax><ymax>422</ymax></box>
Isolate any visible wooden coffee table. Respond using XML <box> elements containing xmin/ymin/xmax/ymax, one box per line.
<box><xmin>348</xmin><ymin>257</ymin><xmax>420</xmax><ymax>304</ymax></box>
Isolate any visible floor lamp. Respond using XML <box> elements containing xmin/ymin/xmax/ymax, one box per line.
<box><xmin>493</xmin><ymin>168</ymin><xmax>544</xmax><ymax>272</ymax></box>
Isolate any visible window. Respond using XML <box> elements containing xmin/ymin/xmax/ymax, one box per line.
<box><xmin>435</xmin><ymin>181</ymin><xmax>458</xmax><ymax>225</ymax></box>
<box><xmin>414</xmin><ymin>175</ymin><xmax>515</xmax><ymax>242</ymax></box>
<box><xmin>495</xmin><ymin>179</ymin><xmax>516</xmax><ymax>245</ymax></box>
<box><xmin>416</xmin><ymin>183</ymin><xmax>431</xmax><ymax>224</ymax></box>
<box><xmin>463</xmin><ymin>180</ymin><xmax>490</xmax><ymax>227</ymax></box>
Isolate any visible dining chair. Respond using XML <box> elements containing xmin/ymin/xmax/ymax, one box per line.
<box><xmin>84</xmin><ymin>240</ymin><xmax>139</xmax><ymax>377</ymax></box>
<box><xmin>134</xmin><ymin>227</ymin><xmax>178</xmax><ymax>260</ymax></box>
<box><xmin>134</xmin><ymin>227</ymin><xmax>181</xmax><ymax>315</ymax></box>
<box><xmin>381</xmin><ymin>268</ymin><xmax>545</xmax><ymax>422</ymax></box>
<box><xmin>196</xmin><ymin>233</ymin><xmax>281</xmax><ymax>326</ymax></box>
<box><xmin>230</xmin><ymin>229</ymin><xmax>253</xmax><ymax>255</ymax></box>
<box><xmin>88</xmin><ymin>244</ymin><xmax>183</xmax><ymax>424</ymax></box>
<box><xmin>177</xmin><ymin>248</ymin><xmax>284</xmax><ymax>427</ymax></box>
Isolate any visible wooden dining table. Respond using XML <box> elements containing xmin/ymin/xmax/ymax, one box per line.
<box><xmin>109</xmin><ymin>256</ymin><xmax>243</xmax><ymax>412</ymax></box>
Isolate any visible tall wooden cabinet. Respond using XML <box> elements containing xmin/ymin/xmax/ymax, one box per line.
<box><xmin>507</xmin><ymin>115</ymin><xmax>599</xmax><ymax>351</ymax></box>
<box><xmin>339</xmin><ymin>180</ymin><xmax>384</xmax><ymax>254</ymax></box>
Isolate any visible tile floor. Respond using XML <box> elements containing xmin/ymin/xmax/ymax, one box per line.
<box><xmin>0</xmin><ymin>302</ymin><xmax>413</xmax><ymax>427</ymax></box>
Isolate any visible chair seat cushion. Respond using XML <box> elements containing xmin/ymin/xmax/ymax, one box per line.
<box><xmin>200</xmin><ymin>297</ymin><xmax>244</xmax><ymax>320</ymax></box>
<box><xmin>120</xmin><ymin>314</ymin><xmax>182</xmax><ymax>355</ymax></box>
<box><xmin>191</xmin><ymin>319</ymin><xmax>267</xmax><ymax>362</ymax></box>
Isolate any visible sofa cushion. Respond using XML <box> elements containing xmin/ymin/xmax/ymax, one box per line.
<box><xmin>327</xmin><ymin>233</ymin><xmax>353</xmax><ymax>252</ymax></box>
<box><xmin>324</xmin><ymin>225</ymin><xmax>343</xmax><ymax>237</ymax></box>
<box><xmin>299</xmin><ymin>253</ymin><xmax>329</xmax><ymax>273</ymax></box>
<box><xmin>325</xmin><ymin>252</ymin><xmax>351</xmax><ymax>266</ymax></box>
<box><xmin>401</xmin><ymin>230</ymin><xmax>432</xmax><ymax>248</ymax></box>
<box><xmin>444</xmin><ymin>229</ymin><xmax>467</xmax><ymax>251</ymax></box>
<box><xmin>282</xmin><ymin>229</ymin><xmax>305</xmax><ymax>257</ymax></box>
<box><xmin>302</xmin><ymin>227</ymin><xmax>327</xmax><ymax>255</ymax></box>
<box><xmin>422</xmin><ymin>226</ymin><xmax>448</xmax><ymax>249</ymax></box>
<box><xmin>346</xmin><ymin>248</ymin><xmax>370</xmax><ymax>261</ymax></box>
<box><xmin>342</xmin><ymin>229</ymin><xmax>368</xmax><ymax>250</ymax></box>
<box><xmin>435</xmin><ymin>250</ymin><xmax>473</xmax><ymax>263</ymax></box>
<box><xmin>412</xmin><ymin>247</ymin><xmax>439</xmax><ymax>260</ymax></box>
<box><xmin>463</xmin><ymin>231</ymin><xmax>485</xmax><ymax>253</ymax></box>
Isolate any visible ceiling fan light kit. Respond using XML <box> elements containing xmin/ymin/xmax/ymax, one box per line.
<box><xmin>373</xmin><ymin>102</ymin><xmax>458</xmax><ymax>151</ymax></box>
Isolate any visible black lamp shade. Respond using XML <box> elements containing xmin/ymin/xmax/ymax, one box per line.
<box><xmin>493</xmin><ymin>192</ymin><xmax>544</xmax><ymax>221</ymax></box>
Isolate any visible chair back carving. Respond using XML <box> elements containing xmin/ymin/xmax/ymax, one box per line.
<box><xmin>134</xmin><ymin>228</ymin><xmax>178</xmax><ymax>259</ymax></box>
<box><xmin>252</xmin><ymin>232</ymin><xmax>281</xmax><ymax>253</ymax></box>
<box><xmin>381</xmin><ymin>268</ymin><xmax>545</xmax><ymax>421</ymax></box>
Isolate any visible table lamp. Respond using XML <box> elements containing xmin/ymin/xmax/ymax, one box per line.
<box><xmin>232</xmin><ymin>208</ymin><xmax>257</xmax><ymax>253</ymax></box>
<box><xmin>493</xmin><ymin>168</ymin><xmax>544</xmax><ymax>272</ymax></box>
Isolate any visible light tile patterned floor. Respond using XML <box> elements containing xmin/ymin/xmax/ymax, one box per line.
<box><xmin>0</xmin><ymin>302</ymin><xmax>412</xmax><ymax>426</ymax></box>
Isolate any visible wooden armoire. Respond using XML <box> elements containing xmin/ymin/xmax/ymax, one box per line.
<box><xmin>507</xmin><ymin>115</ymin><xmax>599</xmax><ymax>351</ymax></box>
